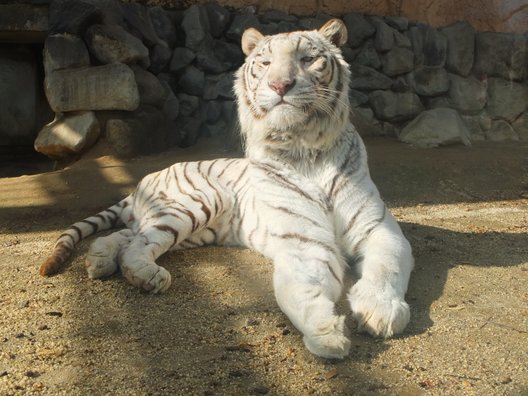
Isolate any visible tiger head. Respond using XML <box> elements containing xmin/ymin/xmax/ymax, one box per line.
<box><xmin>234</xmin><ymin>19</ymin><xmax>351</xmax><ymax>159</ymax></box>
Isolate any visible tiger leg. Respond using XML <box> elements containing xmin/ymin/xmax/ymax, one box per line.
<box><xmin>117</xmin><ymin>227</ymin><xmax>176</xmax><ymax>293</ymax></box>
<box><xmin>348</xmin><ymin>214</ymin><xmax>413</xmax><ymax>338</ymax></box>
<box><xmin>85</xmin><ymin>229</ymin><xmax>134</xmax><ymax>279</ymax></box>
<box><xmin>272</xmin><ymin>251</ymin><xmax>350</xmax><ymax>359</ymax></box>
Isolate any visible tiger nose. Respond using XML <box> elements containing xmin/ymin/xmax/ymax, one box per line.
<box><xmin>268</xmin><ymin>79</ymin><xmax>296</xmax><ymax>96</ymax></box>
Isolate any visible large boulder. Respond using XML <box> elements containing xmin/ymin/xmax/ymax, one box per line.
<box><xmin>369</xmin><ymin>91</ymin><xmax>424</xmax><ymax>121</ymax></box>
<box><xmin>182</xmin><ymin>4</ymin><xmax>210</xmax><ymax>50</ymax></box>
<box><xmin>486</xmin><ymin>78</ymin><xmax>528</xmax><ymax>122</ymax></box>
<box><xmin>350</xmin><ymin>64</ymin><xmax>393</xmax><ymax>91</ymax></box>
<box><xmin>382</xmin><ymin>47</ymin><xmax>414</xmax><ymax>76</ymax></box>
<box><xmin>43</xmin><ymin>33</ymin><xmax>90</xmax><ymax>75</ymax></box>
<box><xmin>45</xmin><ymin>63</ymin><xmax>140</xmax><ymax>112</ymax></box>
<box><xmin>34</xmin><ymin>111</ymin><xmax>100</xmax><ymax>158</ymax></box>
<box><xmin>441</xmin><ymin>21</ymin><xmax>475</xmax><ymax>77</ymax></box>
<box><xmin>343</xmin><ymin>13</ymin><xmax>375</xmax><ymax>47</ymax></box>
<box><xmin>408</xmin><ymin>67</ymin><xmax>449</xmax><ymax>96</ymax></box>
<box><xmin>399</xmin><ymin>108</ymin><xmax>471</xmax><ymax>147</ymax></box>
<box><xmin>447</xmin><ymin>74</ymin><xmax>487</xmax><ymax>114</ymax></box>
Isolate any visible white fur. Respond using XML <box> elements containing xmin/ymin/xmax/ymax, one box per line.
<box><xmin>80</xmin><ymin>20</ymin><xmax>413</xmax><ymax>359</ymax></box>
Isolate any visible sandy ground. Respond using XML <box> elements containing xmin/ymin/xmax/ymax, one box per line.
<box><xmin>0</xmin><ymin>137</ymin><xmax>527</xmax><ymax>396</ymax></box>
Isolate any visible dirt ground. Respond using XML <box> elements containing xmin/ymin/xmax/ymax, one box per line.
<box><xmin>0</xmin><ymin>137</ymin><xmax>527</xmax><ymax>396</ymax></box>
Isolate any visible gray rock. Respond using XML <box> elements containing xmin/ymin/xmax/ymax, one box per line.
<box><xmin>448</xmin><ymin>74</ymin><xmax>487</xmax><ymax>114</ymax></box>
<box><xmin>122</xmin><ymin>2</ymin><xmax>161</xmax><ymax>47</ymax></box>
<box><xmin>299</xmin><ymin>17</ymin><xmax>325</xmax><ymax>31</ymax></box>
<box><xmin>170</xmin><ymin>47</ymin><xmax>196</xmax><ymax>73</ymax></box>
<box><xmin>477</xmin><ymin>110</ymin><xmax>492</xmax><ymax>131</ymax></box>
<box><xmin>382</xmin><ymin>47</ymin><xmax>414</xmax><ymax>76</ymax></box>
<box><xmin>486</xmin><ymin>120</ymin><xmax>519</xmax><ymax>141</ymax></box>
<box><xmin>196</xmin><ymin>39</ymin><xmax>243</xmax><ymax>74</ymax></box>
<box><xmin>393</xmin><ymin>30</ymin><xmax>412</xmax><ymax>48</ymax></box>
<box><xmin>512</xmin><ymin>112</ymin><xmax>528</xmax><ymax>140</ymax></box>
<box><xmin>85</xmin><ymin>24</ymin><xmax>149</xmax><ymax>66</ymax></box>
<box><xmin>474</xmin><ymin>32</ymin><xmax>528</xmax><ymax>81</ymax></box>
<box><xmin>486</xmin><ymin>78</ymin><xmax>528</xmax><ymax>122</ymax></box>
<box><xmin>131</xmin><ymin>65</ymin><xmax>166</xmax><ymax>107</ymax></box>
<box><xmin>105</xmin><ymin>105</ymin><xmax>170</xmax><ymax>157</ymax></box>
<box><xmin>201</xmin><ymin>119</ymin><xmax>228</xmax><ymax>138</ymax></box>
<box><xmin>178</xmin><ymin>115</ymin><xmax>202</xmax><ymax>147</ymax></box>
<box><xmin>355</xmin><ymin>40</ymin><xmax>381</xmax><ymax>70</ymax></box>
<box><xmin>350</xmin><ymin>106</ymin><xmax>382</xmax><ymax>137</ymax></box>
<box><xmin>410</xmin><ymin>24</ymin><xmax>447</xmax><ymax>67</ymax></box>
<box><xmin>203</xmin><ymin>73</ymin><xmax>235</xmax><ymax>100</ymax></box>
<box><xmin>205</xmin><ymin>2</ymin><xmax>231</xmax><ymax>38</ymax></box>
<box><xmin>260</xmin><ymin>9</ymin><xmax>298</xmax><ymax>23</ymax></box>
<box><xmin>391</xmin><ymin>76</ymin><xmax>411</xmax><ymax>93</ymax></box>
<box><xmin>148</xmin><ymin>6</ymin><xmax>177</xmax><ymax>47</ymax></box>
<box><xmin>341</xmin><ymin>46</ymin><xmax>360</xmax><ymax>64</ymax></box>
<box><xmin>400</xmin><ymin>108</ymin><xmax>471</xmax><ymax>147</ymax></box>
<box><xmin>408</xmin><ymin>67</ymin><xmax>449</xmax><ymax>96</ymax></box>
<box><xmin>159</xmin><ymin>80</ymin><xmax>179</xmax><ymax>122</ymax></box>
<box><xmin>423</xmin><ymin>95</ymin><xmax>451</xmax><ymax>109</ymax></box>
<box><xmin>149</xmin><ymin>42</ymin><xmax>172</xmax><ymax>74</ymax></box>
<box><xmin>348</xmin><ymin>89</ymin><xmax>369</xmax><ymax>107</ymax></box>
<box><xmin>34</xmin><ymin>111</ymin><xmax>100</xmax><ymax>158</ymax></box>
<box><xmin>177</xmin><ymin>93</ymin><xmax>200</xmax><ymax>117</ymax></box>
<box><xmin>441</xmin><ymin>21</ymin><xmax>474</xmax><ymax>77</ymax></box>
<box><xmin>177</xmin><ymin>65</ymin><xmax>206</xmax><ymax>96</ymax></box>
<box><xmin>343</xmin><ymin>13</ymin><xmax>375</xmax><ymax>48</ymax></box>
<box><xmin>43</xmin><ymin>33</ymin><xmax>90</xmax><ymax>75</ymax></box>
<box><xmin>373</xmin><ymin>18</ymin><xmax>394</xmax><ymax>52</ymax></box>
<box><xmin>48</xmin><ymin>0</ymin><xmax>105</xmax><ymax>36</ymax></box>
<box><xmin>461</xmin><ymin>115</ymin><xmax>486</xmax><ymax>141</ymax></box>
<box><xmin>384</xmin><ymin>16</ymin><xmax>408</xmax><ymax>31</ymax></box>
<box><xmin>369</xmin><ymin>90</ymin><xmax>424</xmax><ymax>121</ymax></box>
<box><xmin>350</xmin><ymin>64</ymin><xmax>393</xmax><ymax>91</ymax></box>
<box><xmin>182</xmin><ymin>5</ymin><xmax>210</xmax><ymax>51</ymax></box>
<box><xmin>45</xmin><ymin>63</ymin><xmax>139</xmax><ymax>112</ymax></box>
<box><xmin>200</xmin><ymin>100</ymin><xmax>223</xmax><ymax>124</ymax></box>
<box><xmin>226</xmin><ymin>13</ymin><xmax>261</xmax><ymax>42</ymax></box>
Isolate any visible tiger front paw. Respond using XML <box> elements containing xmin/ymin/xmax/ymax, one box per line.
<box><xmin>303</xmin><ymin>315</ymin><xmax>351</xmax><ymax>359</ymax></box>
<box><xmin>122</xmin><ymin>262</ymin><xmax>172</xmax><ymax>294</ymax></box>
<box><xmin>348</xmin><ymin>279</ymin><xmax>410</xmax><ymax>338</ymax></box>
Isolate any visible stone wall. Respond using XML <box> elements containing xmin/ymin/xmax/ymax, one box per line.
<box><xmin>32</xmin><ymin>1</ymin><xmax>528</xmax><ymax>157</ymax></box>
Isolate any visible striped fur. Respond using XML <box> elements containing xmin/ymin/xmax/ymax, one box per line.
<box><xmin>40</xmin><ymin>20</ymin><xmax>413</xmax><ymax>359</ymax></box>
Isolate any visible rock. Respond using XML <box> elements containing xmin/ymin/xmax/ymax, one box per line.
<box><xmin>43</xmin><ymin>33</ymin><xmax>90</xmax><ymax>75</ymax></box>
<box><xmin>384</xmin><ymin>16</ymin><xmax>408</xmax><ymax>31</ymax></box>
<box><xmin>299</xmin><ymin>17</ymin><xmax>325</xmax><ymax>31</ymax></box>
<box><xmin>182</xmin><ymin>5</ymin><xmax>210</xmax><ymax>51</ymax></box>
<box><xmin>201</xmin><ymin>119</ymin><xmax>228</xmax><ymax>138</ymax></box>
<box><xmin>350</xmin><ymin>106</ymin><xmax>382</xmax><ymax>137</ymax></box>
<box><xmin>149</xmin><ymin>43</ymin><xmax>172</xmax><ymax>74</ymax></box>
<box><xmin>354</xmin><ymin>40</ymin><xmax>381</xmax><ymax>69</ymax></box>
<box><xmin>512</xmin><ymin>112</ymin><xmax>528</xmax><ymax>140</ymax></box>
<box><xmin>45</xmin><ymin>63</ymin><xmax>139</xmax><ymax>112</ymax></box>
<box><xmin>423</xmin><ymin>95</ymin><xmax>451</xmax><ymax>109</ymax></box>
<box><xmin>350</xmin><ymin>64</ymin><xmax>393</xmax><ymax>91</ymax></box>
<box><xmin>343</xmin><ymin>13</ymin><xmax>375</xmax><ymax>48</ymax></box>
<box><xmin>447</xmin><ymin>74</ymin><xmax>487</xmax><ymax>114</ymax></box>
<box><xmin>441</xmin><ymin>21</ymin><xmax>474</xmax><ymax>77</ymax></box>
<box><xmin>34</xmin><ymin>112</ymin><xmax>100</xmax><ymax>158</ymax></box>
<box><xmin>369</xmin><ymin>90</ymin><xmax>424</xmax><ymax>122</ymax></box>
<box><xmin>226</xmin><ymin>13</ymin><xmax>261</xmax><ymax>42</ymax></box>
<box><xmin>48</xmin><ymin>0</ymin><xmax>104</xmax><ymax>36</ymax></box>
<box><xmin>203</xmin><ymin>73</ymin><xmax>235</xmax><ymax>100</ymax></box>
<box><xmin>177</xmin><ymin>93</ymin><xmax>200</xmax><ymax>117</ymax></box>
<box><xmin>399</xmin><ymin>108</ymin><xmax>471</xmax><ymax>147</ymax></box>
<box><xmin>200</xmin><ymin>100</ymin><xmax>223</xmax><ymax>124</ymax></box>
<box><xmin>486</xmin><ymin>120</ymin><xmax>519</xmax><ymax>141</ymax></box>
<box><xmin>410</xmin><ymin>24</ymin><xmax>447</xmax><ymax>67</ymax></box>
<box><xmin>178</xmin><ymin>115</ymin><xmax>202</xmax><ymax>147</ymax></box>
<box><xmin>205</xmin><ymin>2</ymin><xmax>231</xmax><ymax>38</ymax></box>
<box><xmin>408</xmin><ymin>66</ymin><xmax>449</xmax><ymax>96</ymax></box>
<box><xmin>85</xmin><ymin>24</ymin><xmax>149</xmax><ymax>66</ymax></box>
<box><xmin>131</xmin><ymin>66</ymin><xmax>166</xmax><ymax>107</ymax></box>
<box><xmin>122</xmin><ymin>2</ymin><xmax>161</xmax><ymax>47</ymax></box>
<box><xmin>160</xmin><ymin>80</ymin><xmax>180</xmax><ymax>122</ymax></box>
<box><xmin>341</xmin><ymin>47</ymin><xmax>360</xmax><ymax>64</ymax></box>
<box><xmin>261</xmin><ymin>9</ymin><xmax>297</xmax><ymax>23</ymax></box>
<box><xmin>348</xmin><ymin>89</ymin><xmax>369</xmax><ymax>107</ymax></box>
<box><xmin>148</xmin><ymin>6</ymin><xmax>177</xmax><ymax>47</ymax></box>
<box><xmin>393</xmin><ymin>30</ymin><xmax>412</xmax><ymax>48</ymax></box>
<box><xmin>382</xmin><ymin>47</ymin><xmax>414</xmax><ymax>76</ymax></box>
<box><xmin>373</xmin><ymin>18</ymin><xmax>394</xmax><ymax>52</ymax></box>
<box><xmin>177</xmin><ymin>65</ymin><xmax>206</xmax><ymax>96</ymax></box>
<box><xmin>196</xmin><ymin>39</ymin><xmax>243</xmax><ymax>74</ymax></box>
<box><xmin>461</xmin><ymin>115</ymin><xmax>486</xmax><ymax>141</ymax></box>
<box><xmin>474</xmin><ymin>32</ymin><xmax>528</xmax><ymax>81</ymax></box>
<box><xmin>105</xmin><ymin>105</ymin><xmax>170</xmax><ymax>157</ymax></box>
<box><xmin>170</xmin><ymin>47</ymin><xmax>196</xmax><ymax>73</ymax></box>
<box><xmin>486</xmin><ymin>78</ymin><xmax>528</xmax><ymax>122</ymax></box>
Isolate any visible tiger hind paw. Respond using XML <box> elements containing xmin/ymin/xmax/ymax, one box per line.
<box><xmin>303</xmin><ymin>315</ymin><xmax>351</xmax><ymax>359</ymax></box>
<box><xmin>121</xmin><ymin>262</ymin><xmax>172</xmax><ymax>294</ymax></box>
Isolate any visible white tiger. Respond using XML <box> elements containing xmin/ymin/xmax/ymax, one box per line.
<box><xmin>40</xmin><ymin>19</ymin><xmax>413</xmax><ymax>359</ymax></box>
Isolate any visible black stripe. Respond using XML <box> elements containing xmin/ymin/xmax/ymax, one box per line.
<box><xmin>154</xmin><ymin>224</ymin><xmax>179</xmax><ymax>246</ymax></box>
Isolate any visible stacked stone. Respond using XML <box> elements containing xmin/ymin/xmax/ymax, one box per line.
<box><xmin>35</xmin><ymin>1</ymin><xmax>528</xmax><ymax>158</ymax></box>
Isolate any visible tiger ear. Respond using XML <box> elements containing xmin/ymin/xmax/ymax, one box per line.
<box><xmin>241</xmin><ymin>28</ymin><xmax>265</xmax><ymax>56</ymax></box>
<box><xmin>318</xmin><ymin>19</ymin><xmax>348</xmax><ymax>47</ymax></box>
